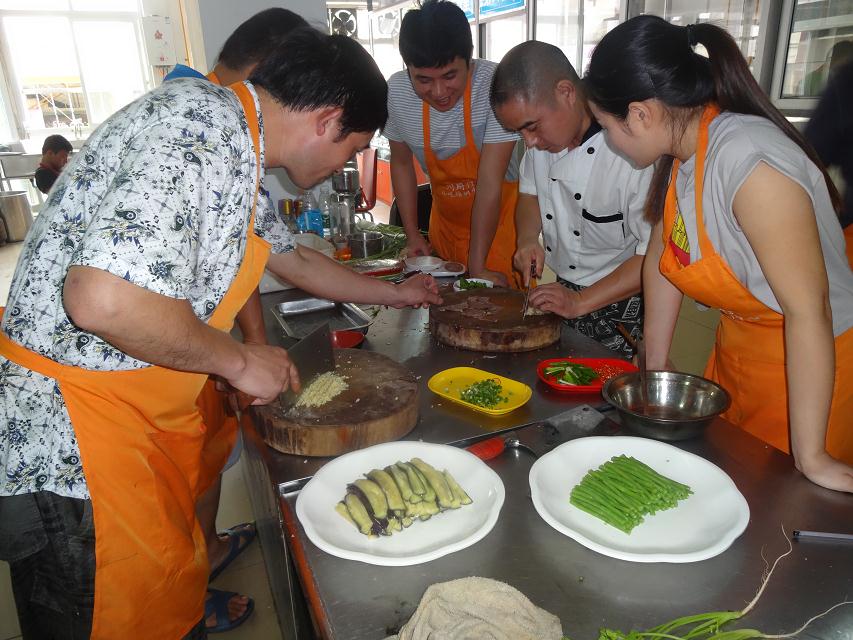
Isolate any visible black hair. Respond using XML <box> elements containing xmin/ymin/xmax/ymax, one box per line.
<box><xmin>42</xmin><ymin>134</ymin><xmax>72</xmax><ymax>154</ymax></box>
<box><xmin>217</xmin><ymin>8</ymin><xmax>309</xmax><ymax>70</ymax></box>
<box><xmin>585</xmin><ymin>15</ymin><xmax>841</xmax><ymax>222</ymax></box>
<box><xmin>399</xmin><ymin>0</ymin><xmax>473</xmax><ymax>68</ymax></box>
<box><xmin>491</xmin><ymin>40</ymin><xmax>581</xmax><ymax>109</ymax></box>
<box><xmin>249</xmin><ymin>28</ymin><xmax>387</xmax><ymax>137</ymax></box>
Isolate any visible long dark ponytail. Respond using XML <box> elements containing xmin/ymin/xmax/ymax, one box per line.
<box><xmin>585</xmin><ymin>15</ymin><xmax>841</xmax><ymax>223</ymax></box>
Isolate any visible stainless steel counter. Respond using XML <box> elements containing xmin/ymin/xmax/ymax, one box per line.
<box><xmin>243</xmin><ymin>289</ymin><xmax>853</xmax><ymax>640</ymax></box>
<box><xmin>257</xmin><ymin>287</ymin><xmax>620</xmax><ymax>494</ymax></box>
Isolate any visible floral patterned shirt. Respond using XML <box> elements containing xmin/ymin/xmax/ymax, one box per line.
<box><xmin>0</xmin><ymin>79</ymin><xmax>294</xmax><ymax>498</ymax></box>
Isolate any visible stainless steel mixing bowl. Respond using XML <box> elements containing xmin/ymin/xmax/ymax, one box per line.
<box><xmin>602</xmin><ymin>370</ymin><xmax>731</xmax><ymax>441</ymax></box>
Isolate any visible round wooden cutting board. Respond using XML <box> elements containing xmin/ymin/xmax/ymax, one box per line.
<box><xmin>254</xmin><ymin>349</ymin><xmax>418</xmax><ymax>457</ymax></box>
<box><xmin>429</xmin><ymin>288</ymin><xmax>561</xmax><ymax>352</ymax></box>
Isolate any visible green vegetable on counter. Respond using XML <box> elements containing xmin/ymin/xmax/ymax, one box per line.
<box><xmin>581</xmin><ymin>530</ymin><xmax>852</xmax><ymax>640</ymax></box>
<box><xmin>569</xmin><ymin>455</ymin><xmax>692</xmax><ymax>534</ymax></box>
<box><xmin>459</xmin><ymin>378</ymin><xmax>509</xmax><ymax>408</ymax></box>
<box><xmin>543</xmin><ymin>361</ymin><xmax>599</xmax><ymax>386</ymax></box>
<box><xmin>457</xmin><ymin>278</ymin><xmax>490</xmax><ymax>290</ymax></box>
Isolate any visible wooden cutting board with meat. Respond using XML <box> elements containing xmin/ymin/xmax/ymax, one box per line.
<box><xmin>254</xmin><ymin>349</ymin><xmax>418</xmax><ymax>457</ymax></box>
<box><xmin>429</xmin><ymin>288</ymin><xmax>562</xmax><ymax>352</ymax></box>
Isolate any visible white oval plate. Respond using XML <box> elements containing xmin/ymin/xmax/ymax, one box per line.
<box><xmin>296</xmin><ymin>441</ymin><xmax>505</xmax><ymax>566</ymax></box>
<box><xmin>452</xmin><ymin>277</ymin><xmax>494</xmax><ymax>292</ymax></box>
<box><xmin>529</xmin><ymin>436</ymin><xmax>749</xmax><ymax>563</ymax></box>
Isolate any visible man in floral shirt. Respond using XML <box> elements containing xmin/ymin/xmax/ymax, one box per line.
<box><xmin>0</xmin><ymin>28</ymin><xmax>439</xmax><ymax>639</ymax></box>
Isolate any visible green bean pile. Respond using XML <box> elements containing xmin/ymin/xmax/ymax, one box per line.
<box><xmin>570</xmin><ymin>455</ymin><xmax>692</xmax><ymax>533</ymax></box>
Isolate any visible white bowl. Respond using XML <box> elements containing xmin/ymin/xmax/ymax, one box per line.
<box><xmin>452</xmin><ymin>278</ymin><xmax>495</xmax><ymax>292</ymax></box>
<box><xmin>404</xmin><ymin>255</ymin><xmax>444</xmax><ymax>272</ymax></box>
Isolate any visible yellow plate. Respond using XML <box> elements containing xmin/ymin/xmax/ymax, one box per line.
<box><xmin>427</xmin><ymin>367</ymin><xmax>532</xmax><ymax>416</ymax></box>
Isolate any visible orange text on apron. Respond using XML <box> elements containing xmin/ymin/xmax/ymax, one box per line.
<box><xmin>0</xmin><ymin>81</ymin><xmax>271</xmax><ymax>639</ymax></box>
<box><xmin>660</xmin><ymin>104</ymin><xmax>852</xmax><ymax>464</ymax></box>
<box><xmin>423</xmin><ymin>65</ymin><xmax>520</xmax><ymax>287</ymax></box>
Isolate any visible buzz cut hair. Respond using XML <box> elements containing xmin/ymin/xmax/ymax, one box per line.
<box><xmin>490</xmin><ymin>40</ymin><xmax>581</xmax><ymax>109</ymax></box>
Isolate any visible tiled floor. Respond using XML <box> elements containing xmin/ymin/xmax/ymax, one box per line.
<box><xmin>0</xmin><ymin>221</ymin><xmax>718</xmax><ymax>640</ymax></box>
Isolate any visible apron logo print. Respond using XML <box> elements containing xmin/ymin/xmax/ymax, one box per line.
<box><xmin>438</xmin><ymin>180</ymin><xmax>476</xmax><ymax>199</ymax></box>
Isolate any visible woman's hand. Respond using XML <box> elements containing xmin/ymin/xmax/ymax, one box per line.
<box><xmin>794</xmin><ymin>449</ymin><xmax>853</xmax><ymax>493</ymax></box>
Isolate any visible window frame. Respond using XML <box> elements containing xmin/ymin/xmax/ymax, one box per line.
<box><xmin>0</xmin><ymin>2</ymin><xmax>151</xmax><ymax>143</ymax></box>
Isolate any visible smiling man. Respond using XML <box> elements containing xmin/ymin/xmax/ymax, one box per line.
<box><xmin>384</xmin><ymin>0</ymin><xmax>521</xmax><ymax>287</ymax></box>
<box><xmin>491</xmin><ymin>41</ymin><xmax>653</xmax><ymax>356</ymax></box>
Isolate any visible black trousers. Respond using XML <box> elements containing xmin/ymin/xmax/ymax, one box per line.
<box><xmin>0</xmin><ymin>491</ymin><xmax>206</xmax><ymax>640</ymax></box>
<box><xmin>558</xmin><ymin>277</ymin><xmax>643</xmax><ymax>358</ymax></box>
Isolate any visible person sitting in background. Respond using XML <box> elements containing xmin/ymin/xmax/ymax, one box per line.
<box><xmin>34</xmin><ymin>134</ymin><xmax>72</xmax><ymax>195</ymax></box>
<box><xmin>491</xmin><ymin>41</ymin><xmax>652</xmax><ymax>357</ymax></box>
<box><xmin>384</xmin><ymin>0</ymin><xmax>522</xmax><ymax>287</ymax></box>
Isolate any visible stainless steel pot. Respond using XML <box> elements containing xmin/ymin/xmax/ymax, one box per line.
<box><xmin>347</xmin><ymin>231</ymin><xmax>383</xmax><ymax>259</ymax></box>
<box><xmin>602</xmin><ymin>370</ymin><xmax>731</xmax><ymax>441</ymax></box>
<box><xmin>0</xmin><ymin>191</ymin><xmax>33</xmax><ymax>242</ymax></box>
<box><xmin>332</xmin><ymin>167</ymin><xmax>359</xmax><ymax>194</ymax></box>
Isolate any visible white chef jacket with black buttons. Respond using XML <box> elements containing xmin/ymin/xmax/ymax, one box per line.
<box><xmin>519</xmin><ymin>131</ymin><xmax>653</xmax><ymax>287</ymax></box>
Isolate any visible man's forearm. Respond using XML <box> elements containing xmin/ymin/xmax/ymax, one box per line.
<box><xmin>236</xmin><ymin>288</ymin><xmax>266</xmax><ymax>344</ymax></box>
<box><xmin>267</xmin><ymin>246</ymin><xmax>400</xmax><ymax>306</ymax></box>
<box><xmin>468</xmin><ymin>182</ymin><xmax>503</xmax><ymax>273</ymax></box>
<box><xmin>63</xmin><ymin>265</ymin><xmax>246</xmax><ymax>380</ymax></box>
<box><xmin>389</xmin><ymin>144</ymin><xmax>420</xmax><ymax>240</ymax></box>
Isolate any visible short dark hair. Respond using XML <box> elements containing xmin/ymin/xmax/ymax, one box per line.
<box><xmin>399</xmin><ymin>0</ymin><xmax>473</xmax><ymax>68</ymax></box>
<box><xmin>249</xmin><ymin>28</ymin><xmax>388</xmax><ymax>137</ymax></box>
<box><xmin>42</xmin><ymin>134</ymin><xmax>72</xmax><ymax>154</ymax></box>
<box><xmin>491</xmin><ymin>41</ymin><xmax>581</xmax><ymax>109</ymax></box>
<box><xmin>217</xmin><ymin>8</ymin><xmax>309</xmax><ymax>70</ymax></box>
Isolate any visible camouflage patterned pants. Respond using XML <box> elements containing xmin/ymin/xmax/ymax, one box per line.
<box><xmin>557</xmin><ymin>277</ymin><xmax>643</xmax><ymax>358</ymax></box>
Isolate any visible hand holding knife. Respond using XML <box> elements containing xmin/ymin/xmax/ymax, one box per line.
<box><xmin>521</xmin><ymin>259</ymin><xmax>536</xmax><ymax>318</ymax></box>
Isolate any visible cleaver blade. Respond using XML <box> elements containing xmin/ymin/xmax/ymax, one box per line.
<box><xmin>279</xmin><ymin>322</ymin><xmax>335</xmax><ymax>409</ymax></box>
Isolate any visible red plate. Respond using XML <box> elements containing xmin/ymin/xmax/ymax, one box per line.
<box><xmin>536</xmin><ymin>357</ymin><xmax>638</xmax><ymax>393</ymax></box>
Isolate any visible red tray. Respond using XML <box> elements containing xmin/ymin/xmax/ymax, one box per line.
<box><xmin>536</xmin><ymin>357</ymin><xmax>638</xmax><ymax>393</ymax></box>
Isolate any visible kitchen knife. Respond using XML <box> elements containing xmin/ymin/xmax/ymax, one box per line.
<box><xmin>521</xmin><ymin>260</ymin><xmax>536</xmax><ymax>319</ymax></box>
<box><xmin>465</xmin><ymin>404</ymin><xmax>621</xmax><ymax>460</ymax></box>
<box><xmin>279</xmin><ymin>322</ymin><xmax>335</xmax><ymax>409</ymax></box>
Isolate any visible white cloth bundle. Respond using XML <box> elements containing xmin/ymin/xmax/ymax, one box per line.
<box><xmin>386</xmin><ymin>576</ymin><xmax>563</xmax><ymax>640</ymax></box>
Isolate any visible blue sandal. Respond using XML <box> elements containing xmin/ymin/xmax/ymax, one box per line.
<box><xmin>205</xmin><ymin>588</ymin><xmax>254</xmax><ymax>633</ymax></box>
<box><xmin>209</xmin><ymin>522</ymin><xmax>256</xmax><ymax>582</ymax></box>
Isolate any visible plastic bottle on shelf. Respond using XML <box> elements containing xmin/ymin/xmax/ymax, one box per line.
<box><xmin>319</xmin><ymin>187</ymin><xmax>332</xmax><ymax>238</ymax></box>
<box><xmin>298</xmin><ymin>191</ymin><xmax>323</xmax><ymax>235</ymax></box>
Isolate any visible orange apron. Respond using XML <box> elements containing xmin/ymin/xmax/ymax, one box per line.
<box><xmin>661</xmin><ymin>104</ymin><xmax>852</xmax><ymax>463</ymax></box>
<box><xmin>423</xmin><ymin>66</ymin><xmax>520</xmax><ymax>287</ymax></box>
<box><xmin>195</xmin><ymin>69</ymin><xmax>240</xmax><ymax>495</ymax></box>
<box><xmin>0</xmin><ymin>81</ymin><xmax>271</xmax><ymax>638</ymax></box>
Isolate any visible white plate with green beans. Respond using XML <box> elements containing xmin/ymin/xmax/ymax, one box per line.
<box><xmin>529</xmin><ymin>436</ymin><xmax>749</xmax><ymax>563</ymax></box>
<box><xmin>296</xmin><ymin>441</ymin><xmax>505</xmax><ymax>566</ymax></box>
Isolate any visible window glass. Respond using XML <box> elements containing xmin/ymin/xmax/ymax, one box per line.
<box><xmin>71</xmin><ymin>0</ymin><xmax>137</xmax><ymax>10</ymax></box>
<box><xmin>73</xmin><ymin>20</ymin><xmax>145</xmax><ymax>123</ymax></box>
<box><xmin>536</xmin><ymin>0</ymin><xmax>581</xmax><ymax>66</ymax></box>
<box><xmin>2</xmin><ymin>16</ymin><xmax>86</xmax><ymax>130</ymax></box>
<box><xmin>484</xmin><ymin>13</ymin><xmax>526</xmax><ymax>62</ymax></box>
<box><xmin>629</xmin><ymin>0</ymin><xmax>762</xmax><ymax>68</ymax></box>
<box><xmin>0</xmin><ymin>0</ymin><xmax>68</xmax><ymax>9</ymax></box>
<box><xmin>780</xmin><ymin>0</ymin><xmax>853</xmax><ymax>98</ymax></box>
<box><xmin>535</xmin><ymin>0</ymin><xmax>620</xmax><ymax>72</ymax></box>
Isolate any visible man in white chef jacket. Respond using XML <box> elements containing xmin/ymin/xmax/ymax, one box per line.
<box><xmin>491</xmin><ymin>41</ymin><xmax>653</xmax><ymax>356</ymax></box>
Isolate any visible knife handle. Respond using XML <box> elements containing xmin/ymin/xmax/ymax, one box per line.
<box><xmin>466</xmin><ymin>437</ymin><xmax>506</xmax><ymax>461</ymax></box>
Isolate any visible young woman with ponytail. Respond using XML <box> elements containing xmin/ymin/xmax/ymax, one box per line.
<box><xmin>585</xmin><ymin>15</ymin><xmax>853</xmax><ymax>493</ymax></box>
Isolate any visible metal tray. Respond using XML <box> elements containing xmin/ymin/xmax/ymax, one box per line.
<box><xmin>275</xmin><ymin>299</ymin><xmax>336</xmax><ymax>316</ymax></box>
<box><xmin>273</xmin><ymin>301</ymin><xmax>373</xmax><ymax>339</ymax></box>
